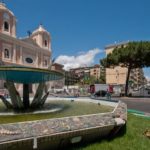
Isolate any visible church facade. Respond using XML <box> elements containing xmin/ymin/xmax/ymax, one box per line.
<box><xmin>0</xmin><ymin>2</ymin><xmax>52</xmax><ymax>92</ymax></box>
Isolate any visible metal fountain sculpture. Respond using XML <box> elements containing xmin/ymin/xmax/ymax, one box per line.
<box><xmin>0</xmin><ymin>66</ymin><xmax>63</xmax><ymax>110</ymax></box>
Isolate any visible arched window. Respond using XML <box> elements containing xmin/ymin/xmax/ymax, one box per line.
<box><xmin>44</xmin><ymin>40</ymin><xmax>48</xmax><ymax>47</ymax></box>
<box><xmin>4</xmin><ymin>49</ymin><xmax>10</xmax><ymax>58</ymax></box>
<box><xmin>4</xmin><ymin>21</ymin><xmax>9</xmax><ymax>31</ymax></box>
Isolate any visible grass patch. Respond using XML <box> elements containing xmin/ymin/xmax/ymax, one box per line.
<box><xmin>0</xmin><ymin>100</ymin><xmax>113</xmax><ymax>124</ymax></box>
<box><xmin>69</xmin><ymin>114</ymin><xmax>150</xmax><ymax>150</ymax></box>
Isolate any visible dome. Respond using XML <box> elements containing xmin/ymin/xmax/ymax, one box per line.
<box><xmin>32</xmin><ymin>24</ymin><xmax>50</xmax><ymax>35</ymax></box>
<box><xmin>0</xmin><ymin>2</ymin><xmax>14</xmax><ymax>16</ymax></box>
<box><xmin>30</xmin><ymin>24</ymin><xmax>51</xmax><ymax>50</ymax></box>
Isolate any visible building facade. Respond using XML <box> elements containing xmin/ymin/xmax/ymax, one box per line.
<box><xmin>69</xmin><ymin>64</ymin><xmax>104</xmax><ymax>84</ymax></box>
<box><xmin>50</xmin><ymin>63</ymin><xmax>65</xmax><ymax>89</ymax></box>
<box><xmin>70</xmin><ymin>65</ymin><xmax>101</xmax><ymax>79</ymax></box>
<box><xmin>105</xmin><ymin>41</ymin><xmax>145</xmax><ymax>88</ymax></box>
<box><xmin>0</xmin><ymin>3</ymin><xmax>51</xmax><ymax>92</ymax></box>
<box><xmin>65</xmin><ymin>71</ymin><xmax>80</xmax><ymax>86</ymax></box>
<box><xmin>89</xmin><ymin>64</ymin><xmax>101</xmax><ymax>80</ymax></box>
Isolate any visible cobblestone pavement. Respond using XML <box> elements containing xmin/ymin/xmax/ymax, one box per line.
<box><xmin>0</xmin><ymin>101</ymin><xmax>126</xmax><ymax>144</ymax></box>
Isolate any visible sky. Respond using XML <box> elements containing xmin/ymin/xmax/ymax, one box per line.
<box><xmin>4</xmin><ymin>0</ymin><xmax>150</xmax><ymax>78</ymax></box>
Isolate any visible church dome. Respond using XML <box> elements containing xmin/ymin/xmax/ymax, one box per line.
<box><xmin>0</xmin><ymin>2</ymin><xmax>14</xmax><ymax>16</ymax></box>
<box><xmin>0</xmin><ymin>2</ymin><xmax>16</xmax><ymax>37</ymax></box>
<box><xmin>31</xmin><ymin>25</ymin><xmax>51</xmax><ymax>50</ymax></box>
<box><xmin>32</xmin><ymin>25</ymin><xmax>50</xmax><ymax>35</ymax></box>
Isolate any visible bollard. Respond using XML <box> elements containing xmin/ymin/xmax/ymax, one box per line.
<box><xmin>33</xmin><ymin>137</ymin><xmax>38</xmax><ymax>149</ymax></box>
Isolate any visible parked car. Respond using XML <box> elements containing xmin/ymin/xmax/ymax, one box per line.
<box><xmin>94</xmin><ymin>90</ymin><xmax>107</xmax><ymax>97</ymax></box>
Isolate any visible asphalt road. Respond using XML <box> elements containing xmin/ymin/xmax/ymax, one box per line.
<box><xmin>118</xmin><ymin>97</ymin><xmax>150</xmax><ymax>113</ymax></box>
<box><xmin>49</xmin><ymin>95</ymin><xmax>150</xmax><ymax>113</ymax></box>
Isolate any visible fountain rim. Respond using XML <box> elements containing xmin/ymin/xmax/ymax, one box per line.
<box><xmin>0</xmin><ymin>66</ymin><xmax>64</xmax><ymax>83</ymax></box>
<box><xmin>0</xmin><ymin>66</ymin><xmax>63</xmax><ymax>74</ymax></box>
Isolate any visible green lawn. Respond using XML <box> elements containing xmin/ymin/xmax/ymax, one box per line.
<box><xmin>69</xmin><ymin>114</ymin><xmax>150</xmax><ymax>150</ymax></box>
<box><xmin>0</xmin><ymin>100</ymin><xmax>113</xmax><ymax>124</ymax></box>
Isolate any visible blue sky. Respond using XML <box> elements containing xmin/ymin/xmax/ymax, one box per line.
<box><xmin>4</xmin><ymin>0</ymin><xmax>150</xmax><ymax>78</ymax></box>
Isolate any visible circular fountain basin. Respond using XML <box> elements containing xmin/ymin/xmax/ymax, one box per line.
<box><xmin>0</xmin><ymin>66</ymin><xmax>63</xmax><ymax>83</ymax></box>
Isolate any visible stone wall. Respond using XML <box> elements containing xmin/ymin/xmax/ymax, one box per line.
<box><xmin>0</xmin><ymin>100</ymin><xmax>127</xmax><ymax>150</ymax></box>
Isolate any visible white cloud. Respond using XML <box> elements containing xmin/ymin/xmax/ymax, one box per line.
<box><xmin>145</xmin><ymin>76</ymin><xmax>150</xmax><ymax>81</ymax></box>
<box><xmin>55</xmin><ymin>48</ymin><xmax>103</xmax><ymax>70</ymax></box>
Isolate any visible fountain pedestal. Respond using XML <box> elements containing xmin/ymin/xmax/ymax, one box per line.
<box><xmin>0</xmin><ymin>66</ymin><xmax>63</xmax><ymax>110</ymax></box>
<box><xmin>23</xmin><ymin>84</ymin><xmax>30</xmax><ymax>109</ymax></box>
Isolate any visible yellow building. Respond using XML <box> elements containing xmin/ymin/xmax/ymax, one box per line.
<box><xmin>105</xmin><ymin>41</ymin><xmax>145</xmax><ymax>88</ymax></box>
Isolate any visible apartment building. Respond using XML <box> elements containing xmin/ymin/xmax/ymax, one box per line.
<box><xmin>70</xmin><ymin>64</ymin><xmax>105</xmax><ymax>83</ymax></box>
<box><xmin>105</xmin><ymin>41</ymin><xmax>146</xmax><ymax>88</ymax></box>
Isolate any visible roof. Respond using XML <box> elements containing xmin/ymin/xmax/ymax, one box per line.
<box><xmin>70</xmin><ymin>64</ymin><xmax>100</xmax><ymax>71</ymax></box>
<box><xmin>32</xmin><ymin>25</ymin><xmax>50</xmax><ymax>35</ymax></box>
<box><xmin>21</xmin><ymin>37</ymin><xmax>40</xmax><ymax>47</ymax></box>
<box><xmin>105</xmin><ymin>41</ymin><xmax>129</xmax><ymax>49</ymax></box>
<box><xmin>0</xmin><ymin>2</ymin><xmax>14</xmax><ymax>16</ymax></box>
<box><xmin>52</xmin><ymin>63</ymin><xmax>64</xmax><ymax>68</ymax></box>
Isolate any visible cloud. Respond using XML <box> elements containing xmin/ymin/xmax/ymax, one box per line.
<box><xmin>145</xmin><ymin>76</ymin><xmax>150</xmax><ymax>81</ymax></box>
<box><xmin>55</xmin><ymin>48</ymin><xmax>103</xmax><ymax>70</ymax></box>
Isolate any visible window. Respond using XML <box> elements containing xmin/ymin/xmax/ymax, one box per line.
<box><xmin>25</xmin><ymin>57</ymin><xmax>33</xmax><ymax>64</ymax></box>
<box><xmin>4</xmin><ymin>49</ymin><xmax>10</xmax><ymax>58</ymax></box>
<box><xmin>44</xmin><ymin>40</ymin><xmax>48</xmax><ymax>47</ymax></box>
<box><xmin>44</xmin><ymin>60</ymin><xmax>48</xmax><ymax>66</ymax></box>
<box><xmin>4</xmin><ymin>21</ymin><xmax>9</xmax><ymax>31</ymax></box>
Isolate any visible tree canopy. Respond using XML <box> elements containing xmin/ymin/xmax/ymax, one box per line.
<box><xmin>100</xmin><ymin>41</ymin><xmax>150</xmax><ymax>96</ymax></box>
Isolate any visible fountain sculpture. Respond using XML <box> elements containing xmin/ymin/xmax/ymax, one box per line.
<box><xmin>0</xmin><ymin>66</ymin><xmax>63</xmax><ymax>110</ymax></box>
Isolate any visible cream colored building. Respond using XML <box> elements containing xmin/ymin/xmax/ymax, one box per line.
<box><xmin>70</xmin><ymin>64</ymin><xmax>103</xmax><ymax>81</ymax></box>
<box><xmin>105</xmin><ymin>42</ymin><xmax>145</xmax><ymax>88</ymax></box>
<box><xmin>89</xmin><ymin>65</ymin><xmax>101</xmax><ymax>79</ymax></box>
<box><xmin>50</xmin><ymin>63</ymin><xmax>65</xmax><ymax>89</ymax></box>
<box><xmin>0</xmin><ymin>2</ymin><xmax>51</xmax><ymax>92</ymax></box>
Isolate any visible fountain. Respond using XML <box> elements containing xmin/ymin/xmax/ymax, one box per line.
<box><xmin>0</xmin><ymin>66</ymin><xmax>127</xmax><ymax>150</ymax></box>
<box><xmin>0</xmin><ymin>66</ymin><xmax>63</xmax><ymax>110</ymax></box>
